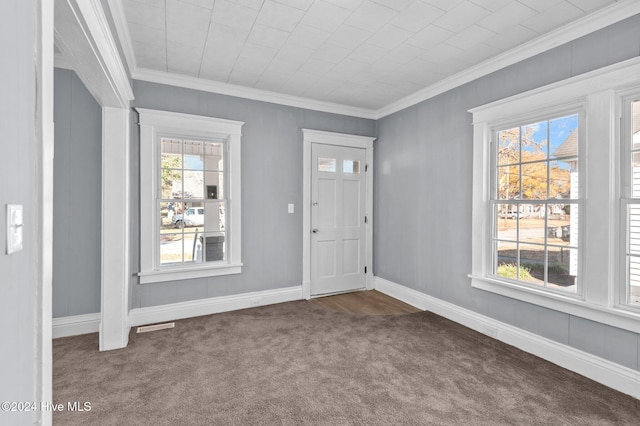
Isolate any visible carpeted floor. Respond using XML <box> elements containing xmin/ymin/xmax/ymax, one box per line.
<box><xmin>53</xmin><ymin>297</ymin><xmax>640</xmax><ymax>425</ymax></box>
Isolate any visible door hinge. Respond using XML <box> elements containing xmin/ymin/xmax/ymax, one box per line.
<box><xmin>364</xmin><ymin>215</ymin><xmax>368</xmax><ymax>224</ymax></box>
<box><xmin>365</xmin><ymin>164</ymin><xmax>368</xmax><ymax>172</ymax></box>
<box><xmin>364</xmin><ymin>266</ymin><xmax>367</xmax><ymax>274</ymax></box>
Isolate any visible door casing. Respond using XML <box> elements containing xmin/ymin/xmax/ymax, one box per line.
<box><xmin>302</xmin><ymin>129</ymin><xmax>375</xmax><ymax>299</ymax></box>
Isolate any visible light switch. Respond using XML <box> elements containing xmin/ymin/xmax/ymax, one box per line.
<box><xmin>288</xmin><ymin>203</ymin><xmax>294</xmax><ymax>214</ymax></box>
<box><xmin>6</xmin><ymin>204</ymin><xmax>23</xmax><ymax>255</ymax></box>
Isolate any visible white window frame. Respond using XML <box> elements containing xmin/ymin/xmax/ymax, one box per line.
<box><xmin>489</xmin><ymin>109</ymin><xmax>584</xmax><ymax>296</ymax></box>
<box><xmin>619</xmin><ymin>90</ymin><xmax>640</xmax><ymax>311</ymax></box>
<box><xmin>136</xmin><ymin>108</ymin><xmax>243</xmax><ymax>284</ymax></box>
<box><xmin>470</xmin><ymin>57</ymin><xmax>640</xmax><ymax>333</ymax></box>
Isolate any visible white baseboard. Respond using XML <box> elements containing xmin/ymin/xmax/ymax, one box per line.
<box><xmin>52</xmin><ymin>313</ymin><xmax>101</xmax><ymax>338</ymax></box>
<box><xmin>374</xmin><ymin>276</ymin><xmax>640</xmax><ymax>400</ymax></box>
<box><xmin>129</xmin><ymin>285</ymin><xmax>303</xmax><ymax>327</ymax></box>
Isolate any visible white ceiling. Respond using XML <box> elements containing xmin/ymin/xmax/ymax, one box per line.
<box><xmin>117</xmin><ymin>0</ymin><xmax>621</xmax><ymax>111</ymax></box>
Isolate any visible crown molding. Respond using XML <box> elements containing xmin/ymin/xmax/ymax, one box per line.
<box><xmin>106</xmin><ymin>0</ymin><xmax>137</xmax><ymax>72</ymax></box>
<box><xmin>132</xmin><ymin>68</ymin><xmax>378</xmax><ymax>120</ymax></box>
<box><xmin>102</xmin><ymin>0</ymin><xmax>373</xmax><ymax>119</ymax></box>
<box><xmin>105</xmin><ymin>0</ymin><xmax>638</xmax><ymax>120</ymax></box>
<box><xmin>375</xmin><ymin>0</ymin><xmax>640</xmax><ymax>119</ymax></box>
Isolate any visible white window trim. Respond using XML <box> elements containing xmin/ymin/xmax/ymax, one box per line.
<box><xmin>469</xmin><ymin>57</ymin><xmax>640</xmax><ymax>333</ymax></box>
<box><xmin>619</xmin><ymin>89</ymin><xmax>640</xmax><ymax>311</ymax></box>
<box><xmin>136</xmin><ymin>108</ymin><xmax>243</xmax><ymax>284</ymax></box>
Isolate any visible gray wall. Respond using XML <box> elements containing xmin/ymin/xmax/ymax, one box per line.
<box><xmin>0</xmin><ymin>0</ymin><xmax>40</xmax><ymax>424</ymax></box>
<box><xmin>374</xmin><ymin>14</ymin><xmax>640</xmax><ymax>371</ymax></box>
<box><xmin>130</xmin><ymin>84</ymin><xmax>376</xmax><ymax>308</ymax></box>
<box><xmin>53</xmin><ymin>68</ymin><xmax>102</xmax><ymax>318</ymax></box>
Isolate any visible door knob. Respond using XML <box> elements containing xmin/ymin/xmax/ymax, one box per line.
<box><xmin>312</xmin><ymin>228</ymin><xmax>319</xmax><ymax>233</ymax></box>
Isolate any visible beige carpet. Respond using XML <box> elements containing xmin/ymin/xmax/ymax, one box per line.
<box><xmin>53</xmin><ymin>299</ymin><xmax>640</xmax><ymax>425</ymax></box>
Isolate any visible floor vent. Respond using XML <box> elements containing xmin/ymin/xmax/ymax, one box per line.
<box><xmin>136</xmin><ymin>322</ymin><xmax>175</xmax><ymax>333</ymax></box>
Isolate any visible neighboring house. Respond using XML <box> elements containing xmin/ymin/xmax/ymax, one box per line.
<box><xmin>551</xmin><ymin>129</ymin><xmax>579</xmax><ymax>277</ymax></box>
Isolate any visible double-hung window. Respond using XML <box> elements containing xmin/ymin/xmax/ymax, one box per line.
<box><xmin>137</xmin><ymin>108</ymin><xmax>243</xmax><ymax>284</ymax></box>
<box><xmin>622</xmin><ymin>95</ymin><xmax>640</xmax><ymax>308</ymax></box>
<box><xmin>470</xmin><ymin>57</ymin><xmax>640</xmax><ymax>332</ymax></box>
<box><xmin>492</xmin><ymin>113</ymin><xmax>580</xmax><ymax>294</ymax></box>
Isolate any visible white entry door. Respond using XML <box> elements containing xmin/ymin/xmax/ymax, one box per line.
<box><xmin>311</xmin><ymin>143</ymin><xmax>367</xmax><ymax>296</ymax></box>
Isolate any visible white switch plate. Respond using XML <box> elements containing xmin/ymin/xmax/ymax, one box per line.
<box><xmin>6</xmin><ymin>204</ymin><xmax>23</xmax><ymax>255</ymax></box>
<box><xmin>288</xmin><ymin>203</ymin><xmax>294</xmax><ymax>214</ymax></box>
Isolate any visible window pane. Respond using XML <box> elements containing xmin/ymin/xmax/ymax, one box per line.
<box><xmin>161</xmin><ymin>138</ymin><xmax>182</xmax><ymax>169</ymax></box>
<box><xmin>629</xmin><ymin>255</ymin><xmax>640</xmax><ymax>306</ymax></box>
<box><xmin>167</xmin><ymin>202</ymin><xmax>181</xmax><ymax>228</ymax></box>
<box><xmin>160</xmin><ymin>232</ymin><xmax>184</xmax><ymax>265</ymax></box>
<box><xmin>169</xmin><ymin>202</ymin><xmax>186</xmax><ymax>227</ymax></box>
<box><xmin>521</xmin><ymin>121</ymin><xmax>547</xmax><ymax>160</ymax></box>
<box><xmin>496</xmin><ymin>262</ymin><xmax>523</xmax><ymax>281</ymax></box>
<box><xmin>172</xmin><ymin>203</ymin><xmax>204</xmax><ymax>232</ymax></box>
<box><xmin>519</xmin><ymin>243</ymin><xmax>544</xmax><ymax>285</ymax></box>
<box><xmin>629</xmin><ymin>205</ymin><xmax>640</xmax><ymax>256</ymax></box>
<box><xmin>318</xmin><ymin>157</ymin><xmax>336</xmax><ymax>172</ymax></box>
<box><xmin>205</xmin><ymin>172</ymin><xmax>224</xmax><ymax>199</ymax></box>
<box><xmin>203</xmin><ymin>233</ymin><xmax>225</xmax><ymax>262</ymax></box>
<box><xmin>204</xmin><ymin>201</ymin><xmax>226</xmax><ymax>233</ymax></box>
<box><xmin>497</xmin><ymin>165</ymin><xmax>519</xmax><ymax>200</ymax></box>
<box><xmin>549</xmin><ymin>160</ymin><xmax>575</xmax><ymax>199</ymax></box>
<box><xmin>522</xmin><ymin>162</ymin><xmax>547</xmax><ymax>200</ymax></box>
<box><xmin>548</xmin><ymin>247</ymin><xmax>577</xmax><ymax>291</ymax></box>
<box><xmin>160</xmin><ymin>202</ymin><xmax>177</xmax><ymax>229</ymax></box>
<box><xmin>343</xmin><ymin>160</ymin><xmax>360</xmax><ymax>174</ymax></box>
<box><xmin>545</xmin><ymin>212</ymin><xmax>571</xmax><ymax>247</ymax></box>
<box><xmin>204</xmin><ymin>142</ymin><xmax>224</xmax><ymax>171</ymax></box>
<box><xmin>184</xmin><ymin>140</ymin><xmax>204</xmax><ymax>170</ymax></box>
<box><xmin>497</xmin><ymin>127</ymin><xmax>519</xmax><ymax>165</ymax></box>
<box><xmin>632</xmin><ymin>152</ymin><xmax>640</xmax><ymax>198</ymax></box>
<box><xmin>495</xmin><ymin>241</ymin><xmax>517</xmax><ymax>276</ymax></box>
<box><xmin>162</xmin><ymin>169</ymin><xmax>183</xmax><ymax>199</ymax></box>
<box><xmin>550</xmin><ymin>115</ymin><xmax>578</xmax><ymax>159</ymax></box>
<box><xmin>183</xmin><ymin>233</ymin><xmax>200</xmax><ymax>263</ymax></box>
<box><xmin>518</xmin><ymin>204</ymin><xmax>544</xmax><ymax>245</ymax></box>
<box><xmin>183</xmin><ymin>170</ymin><xmax>204</xmax><ymax>199</ymax></box>
<box><xmin>495</xmin><ymin>204</ymin><xmax>517</xmax><ymax>240</ymax></box>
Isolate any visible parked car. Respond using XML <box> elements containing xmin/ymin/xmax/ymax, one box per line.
<box><xmin>172</xmin><ymin>207</ymin><xmax>204</xmax><ymax>228</ymax></box>
<box><xmin>498</xmin><ymin>209</ymin><xmax>518</xmax><ymax>219</ymax></box>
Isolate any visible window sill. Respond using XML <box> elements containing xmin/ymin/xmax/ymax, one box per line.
<box><xmin>469</xmin><ymin>274</ymin><xmax>640</xmax><ymax>333</ymax></box>
<box><xmin>139</xmin><ymin>263</ymin><xmax>243</xmax><ymax>284</ymax></box>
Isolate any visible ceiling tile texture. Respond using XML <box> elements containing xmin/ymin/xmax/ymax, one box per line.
<box><xmin>122</xmin><ymin>0</ymin><xmax>619</xmax><ymax>109</ymax></box>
